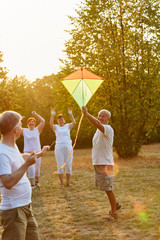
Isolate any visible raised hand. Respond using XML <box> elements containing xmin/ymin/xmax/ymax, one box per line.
<box><xmin>82</xmin><ymin>106</ymin><xmax>88</xmax><ymax>115</ymax></box>
<box><xmin>51</xmin><ymin>109</ymin><xmax>56</xmax><ymax>116</ymax></box>
<box><xmin>41</xmin><ymin>145</ymin><xmax>50</xmax><ymax>156</ymax></box>
<box><xmin>26</xmin><ymin>152</ymin><xmax>37</xmax><ymax>166</ymax></box>
<box><xmin>31</xmin><ymin>111</ymin><xmax>36</xmax><ymax>115</ymax></box>
<box><xmin>68</xmin><ymin>108</ymin><xmax>72</xmax><ymax>115</ymax></box>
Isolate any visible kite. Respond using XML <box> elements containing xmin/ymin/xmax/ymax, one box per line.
<box><xmin>61</xmin><ymin>68</ymin><xmax>104</xmax><ymax>109</ymax></box>
<box><xmin>52</xmin><ymin>68</ymin><xmax>103</xmax><ymax>174</ymax></box>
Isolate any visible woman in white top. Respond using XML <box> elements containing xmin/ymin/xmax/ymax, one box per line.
<box><xmin>50</xmin><ymin>108</ymin><xmax>76</xmax><ymax>187</ymax></box>
<box><xmin>21</xmin><ymin>111</ymin><xmax>45</xmax><ymax>188</ymax></box>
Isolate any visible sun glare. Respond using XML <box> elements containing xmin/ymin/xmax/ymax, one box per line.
<box><xmin>0</xmin><ymin>0</ymin><xmax>81</xmax><ymax>82</ymax></box>
<box><xmin>133</xmin><ymin>201</ymin><xmax>148</xmax><ymax>223</ymax></box>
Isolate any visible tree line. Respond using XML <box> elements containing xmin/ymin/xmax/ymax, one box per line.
<box><xmin>0</xmin><ymin>0</ymin><xmax>160</xmax><ymax>157</ymax></box>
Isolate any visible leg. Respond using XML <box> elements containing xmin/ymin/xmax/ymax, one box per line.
<box><xmin>106</xmin><ymin>190</ymin><xmax>117</xmax><ymax>214</ymax></box>
<box><xmin>65</xmin><ymin>145</ymin><xmax>73</xmax><ymax>186</ymax></box>
<box><xmin>35</xmin><ymin>157</ymin><xmax>41</xmax><ymax>187</ymax></box>
<box><xmin>28</xmin><ymin>164</ymin><xmax>35</xmax><ymax>187</ymax></box>
<box><xmin>66</xmin><ymin>174</ymin><xmax>71</xmax><ymax>186</ymax></box>
<box><xmin>94</xmin><ymin>165</ymin><xmax>119</xmax><ymax>220</ymax></box>
<box><xmin>1</xmin><ymin>207</ymin><xmax>27</xmax><ymax>240</ymax></box>
<box><xmin>55</xmin><ymin>146</ymin><xmax>65</xmax><ymax>186</ymax></box>
<box><xmin>25</xmin><ymin>205</ymin><xmax>39</xmax><ymax>240</ymax></box>
<box><xmin>58</xmin><ymin>174</ymin><xmax>64</xmax><ymax>187</ymax></box>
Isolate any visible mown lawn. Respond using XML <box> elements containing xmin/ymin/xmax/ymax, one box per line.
<box><xmin>1</xmin><ymin>144</ymin><xmax>160</xmax><ymax>239</ymax></box>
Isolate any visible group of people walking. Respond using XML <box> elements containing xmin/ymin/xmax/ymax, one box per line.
<box><xmin>0</xmin><ymin>106</ymin><xmax>120</xmax><ymax>240</ymax></box>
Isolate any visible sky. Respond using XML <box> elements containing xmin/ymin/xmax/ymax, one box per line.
<box><xmin>0</xmin><ymin>0</ymin><xmax>81</xmax><ymax>81</ymax></box>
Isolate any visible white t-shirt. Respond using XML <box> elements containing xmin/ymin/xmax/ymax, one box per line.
<box><xmin>0</xmin><ymin>144</ymin><xmax>31</xmax><ymax>210</ymax></box>
<box><xmin>54</xmin><ymin>124</ymin><xmax>72</xmax><ymax>146</ymax></box>
<box><xmin>23</xmin><ymin>127</ymin><xmax>41</xmax><ymax>152</ymax></box>
<box><xmin>92</xmin><ymin>124</ymin><xmax>114</xmax><ymax>165</ymax></box>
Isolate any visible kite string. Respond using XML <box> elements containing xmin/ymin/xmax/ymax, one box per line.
<box><xmin>49</xmin><ymin>140</ymin><xmax>56</xmax><ymax>148</ymax></box>
<box><xmin>53</xmin><ymin>113</ymin><xmax>84</xmax><ymax>174</ymax></box>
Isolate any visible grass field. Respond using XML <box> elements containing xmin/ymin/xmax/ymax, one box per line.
<box><xmin>0</xmin><ymin>144</ymin><xmax>160</xmax><ymax>239</ymax></box>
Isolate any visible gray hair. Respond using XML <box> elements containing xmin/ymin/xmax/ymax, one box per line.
<box><xmin>0</xmin><ymin>111</ymin><xmax>21</xmax><ymax>135</ymax></box>
<box><xmin>98</xmin><ymin>109</ymin><xmax>111</xmax><ymax>120</ymax></box>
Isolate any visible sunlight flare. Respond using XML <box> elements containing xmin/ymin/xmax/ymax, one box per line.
<box><xmin>104</xmin><ymin>163</ymin><xmax>119</xmax><ymax>176</ymax></box>
<box><xmin>133</xmin><ymin>201</ymin><xmax>148</xmax><ymax>223</ymax></box>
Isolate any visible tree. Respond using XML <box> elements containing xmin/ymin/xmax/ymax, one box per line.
<box><xmin>0</xmin><ymin>51</ymin><xmax>10</xmax><ymax>112</ymax></box>
<box><xmin>62</xmin><ymin>0</ymin><xmax>160</xmax><ymax>157</ymax></box>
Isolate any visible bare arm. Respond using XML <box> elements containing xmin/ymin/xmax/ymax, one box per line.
<box><xmin>82</xmin><ymin>106</ymin><xmax>104</xmax><ymax>133</ymax></box>
<box><xmin>32</xmin><ymin>111</ymin><xmax>45</xmax><ymax>133</ymax></box>
<box><xmin>1</xmin><ymin>146</ymin><xmax>50</xmax><ymax>189</ymax></box>
<box><xmin>22</xmin><ymin>146</ymin><xmax>50</xmax><ymax>160</ymax></box>
<box><xmin>0</xmin><ymin>153</ymin><xmax>37</xmax><ymax>189</ymax></box>
<box><xmin>50</xmin><ymin>109</ymin><xmax>56</xmax><ymax>131</ymax></box>
<box><xmin>68</xmin><ymin>108</ymin><xmax>76</xmax><ymax>130</ymax></box>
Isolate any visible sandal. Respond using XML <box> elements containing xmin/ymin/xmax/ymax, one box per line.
<box><xmin>104</xmin><ymin>212</ymin><xmax>118</xmax><ymax>222</ymax></box>
<box><xmin>35</xmin><ymin>182</ymin><xmax>40</xmax><ymax>188</ymax></box>
<box><xmin>109</xmin><ymin>202</ymin><xmax>121</xmax><ymax>214</ymax></box>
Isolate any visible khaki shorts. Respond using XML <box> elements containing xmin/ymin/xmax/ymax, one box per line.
<box><xmin>0</xmin><ymin>204</ymin><xmax>39</xmax><ymax>240</ymax></box>
<box><xmin>94</xmin><ymin>165</ymin><xmax>114</xmax><ymax>191</ymax></box>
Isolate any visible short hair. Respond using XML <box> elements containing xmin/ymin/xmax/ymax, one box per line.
<box><xmin>98</xmin><ymin>109</ymin><xmax>111</xmax><ymax>120</ymax></box>
<box><xmin>57</xmin><ymin>114</ymin><xmax>64</xmax><ymax>119</ymax></box>
<box><xmin>27</xmin><ymin>117</ymin><xmax>36</xmax><ymax>128</ymax></box>
<box><xmin>57</xmin><ymin>114</ymin><xmax>65</xmax><ymax>124</ymax></box>
<box><xmin>0</xmin><ymin>111</ymin><xmax>21</xmax><ymax>135</ymax></box>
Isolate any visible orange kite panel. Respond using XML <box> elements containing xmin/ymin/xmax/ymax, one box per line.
<box><xmin>62</xmin><ymin>68</ymin><xmax>103</xmax><ymax>80</ymax></box>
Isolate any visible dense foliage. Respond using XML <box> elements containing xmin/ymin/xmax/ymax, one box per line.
<box><xmin>62</xmin><ymin>0</ymin><xmax>160</xmax><ymax>157</ymax></box>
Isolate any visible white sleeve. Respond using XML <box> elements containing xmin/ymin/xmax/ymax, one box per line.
<box><xmin>104</xmin><ymin>125</ymin><xmax>113</xmax><ymax>138</ymax></box>
<box><xmin>0</xmin><ymin>154</ymin><xmax>11</xmax><ymax>175</ymax></box>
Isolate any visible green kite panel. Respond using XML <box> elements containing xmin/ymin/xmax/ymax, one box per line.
<box><xmin>83</xmin><ymin>79</ymin><xmax>103</xmax><ymax>94</ymax></box>
<box><xmin>62</xmin><ymin>79</ymin><xmax>81</xmax><ymax>94</ymax></box>
<box><xmin>72</xmin><ymin>80</ymin><xmax>92</xmax><ymax>108</ymax></box>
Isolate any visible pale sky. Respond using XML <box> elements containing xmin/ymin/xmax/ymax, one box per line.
<box><xmin>0</xmin><ymin>0</ymin><xmax>81</xmax><ymax>81</ymax></box>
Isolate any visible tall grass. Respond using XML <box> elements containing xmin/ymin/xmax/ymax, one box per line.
<box><xmin>1</xmin><ymin>144</ymin><xmax>160</xmax><ymax>239</ymax></box>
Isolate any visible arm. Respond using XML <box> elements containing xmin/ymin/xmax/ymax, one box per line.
<box><xmin>20</xmin><ymin>116</ymin><xmax>25</xmax><ymax>135</ymax></box>
<box><xmin>68</xmin><ymin>108</ymin><xmax>76</xmax><ymax>130</ymax></box>
<box><xmin>32</xmin><ymin>111</ymin><xmax>45</xmax><ymax>133</ymax></box>
<box><xmin>82</xmin><ymin>106</ymin><xmax>104</xmax><ymax>133</ymax></box>
<box><xmin>36</xmin><ymin>145</ymin><xmax>50</xmax><ymax>158</ymax></box>
<box><xmin>2</xmin><ymin>146</ymin><xmax>50</xmax><ymax>189</ymax></box>
<box><xmin>22</xmin><ymin>146</ymin><xmax>50</xmax><ymax>160</ymax></box>
<box><xmin>50</xmin><ymin>109</ymin><xmax>56</xmax><ymax>131</ymax></box>
<box><xmin>0</xmin><ymin>153</ymin><xmax>37</xmax><ymax>189</ymax></box>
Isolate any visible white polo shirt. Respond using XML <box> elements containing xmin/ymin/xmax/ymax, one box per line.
<box><xmin>92</xmin><ymin>124</ymin><xmax>114</xmax><ymax>165</ymax></box>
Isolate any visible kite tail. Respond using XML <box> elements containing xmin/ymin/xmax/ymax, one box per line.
<box><xmin>52</xmin><ymin>113</ymin><xmax>84</xmax><ymax>174</ymax></box>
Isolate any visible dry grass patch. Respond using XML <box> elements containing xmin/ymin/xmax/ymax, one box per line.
<box><xmin>0</xmin><ymin>144</ymin><xmax>160</xmax><ymax>240</ymax></box>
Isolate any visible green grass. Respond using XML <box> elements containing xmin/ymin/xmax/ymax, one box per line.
<box><xmin>1</xmin><ymin>145</ymin><xmax>160</xmax><ymax>239</ymax></box>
